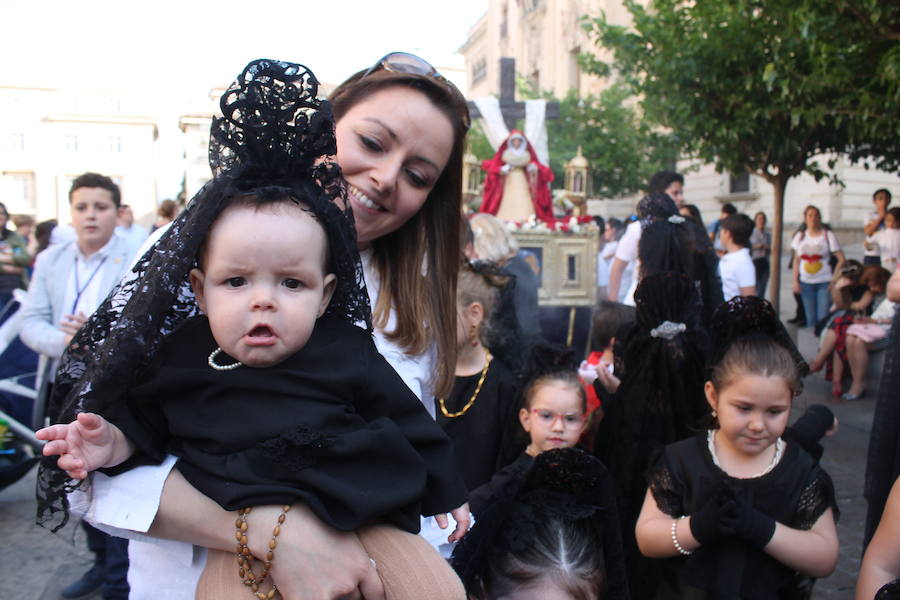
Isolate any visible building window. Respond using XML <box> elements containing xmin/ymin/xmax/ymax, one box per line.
<box><xmin>729</xmin><ymin>173</ymin><xmax>750</xmax><ymax>194</ymax></box>
<box><xmin>108</xmin><ymin>136</ymin><xmax>122</xmax><ymax>153</ymax></box>
<box><xmin>472</xmin><ymin>58</ymin><xmax>487</xmax><ymax>85</ymax></box>
<box><xmin>1</xmin><ymin>172</ymin><xmax>37</xmax><ymax>213</ymax></box>
<box><xmin>64</xmin><ymin>135</ymin><xmax>79</xmax><ymax>152</ymax></box>
<box><xmin>523</xmin><ymin>0</ymin><xmax>540</xmax><ymax>14</ymax></box>
<box><xmin>10</xmin><ymin>133</ymin><xmax>25</xmax><ymax>152</ymax></box>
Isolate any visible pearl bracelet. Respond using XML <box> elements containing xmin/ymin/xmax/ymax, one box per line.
<box><xmin>671</xmin><ymin>517</ymin><xmax>692</xmax><ymax>556</ymax></box>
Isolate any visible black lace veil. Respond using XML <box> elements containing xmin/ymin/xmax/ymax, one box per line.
<box><xmin>451</xmin><ymin>448</ymin><xmax>630</xmax><ymax>599</ymax></box>
<box><xmin>36</xmin><ymin>59</ymin><xmax>371</xmax><ymax>532</ymax></box>
<box><xmin>635</xmin><ymin>191</ymin><xmax>723</xmax><ymax>323</ymax></box>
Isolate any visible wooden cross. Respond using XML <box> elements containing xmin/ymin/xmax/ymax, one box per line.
<box><xmin>467</xmin><ymin>57</ymin><xmax>560</xmax><ymax>131</ymax></box>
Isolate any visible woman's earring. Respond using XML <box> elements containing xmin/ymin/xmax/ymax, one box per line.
<box><xmin>469</xmin><ymin>324</ymin><xmax>479</xmax><ymax>347</ymax></box>
<box><xmin>711</xmin><ymin>409</ymin><xmax>717</xmax><ymax>420</ymax></box>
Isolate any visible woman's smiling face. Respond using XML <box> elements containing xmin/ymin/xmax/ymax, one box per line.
<box><xmin>335</xmin><ymin>86</ymin><xmax>454</xmax><ymax>249</ymax></box>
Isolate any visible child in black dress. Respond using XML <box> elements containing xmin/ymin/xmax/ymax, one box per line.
<box><xmin>467</xmin><ymin>344</ymin><xmax>589</xmax><ymax>516</ymax></box>
<box><xmin>37</xmin><ymin>59</ymin><xmax>468</xmax><ymax>600</ymax></box>
<box><xmin>636</xmin><ymin>297</ymin><xmax>839</xmax><ymax>599</ymax></box>
<box><xmin>452</xmin><ymin>447</ymin><xmax>630</xmax><ymax>599</ymax></box>
<box><xmin>436</xmin><ymin>258</ymin><xmax>522</xmax><ymax>492</ymax></box>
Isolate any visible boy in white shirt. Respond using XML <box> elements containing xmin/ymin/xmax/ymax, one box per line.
<box><xmin>718</xmin><ymin>213</ymin><xmax>757</xmax><ymax>301</ymax></box>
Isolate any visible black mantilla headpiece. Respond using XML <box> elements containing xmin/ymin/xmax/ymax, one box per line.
<box><xmin>36</xmin><ymin>59</ymin><xmax>371</xmax><ymax>532</ymax></box>
<box><xmin>451</xmin><ymin>448</ymin><xmax>630</xmax><ymax>599</ymax></box>
<box><xmin>709</xmin><ymin>295</ymin><xmax>810</xmax><ymax>384</ymax></box>
<box><xmin>519</xmin><ymin>342</ymin><xmax>579</xmax><ymax>396</ymax></box>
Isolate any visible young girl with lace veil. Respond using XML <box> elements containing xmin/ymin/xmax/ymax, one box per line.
<box><xmin>636</xmin><ymin>296</ymin><xmax>840</xmax><ymax>599</ymax></box>
<box><xmin>36</xmin><ymin>59</ymin><xmax>469</xmax><ymax>600</ymax></box>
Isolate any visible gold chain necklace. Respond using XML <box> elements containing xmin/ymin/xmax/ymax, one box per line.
<box><xmin>439</xmin><ymin>351</ymin><xmax>493</xmax><ymax>418</ymax></box>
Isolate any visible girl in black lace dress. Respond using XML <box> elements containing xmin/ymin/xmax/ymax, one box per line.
<box><xmin>636</xmin><ymin>297</ymin><xmax>839</xmax><ymax>599</ymax></box>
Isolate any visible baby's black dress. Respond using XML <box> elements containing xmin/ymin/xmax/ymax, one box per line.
<box><xmin>103</xmin><ymin>315</ymin><xmax>467</xmax><ymax>534</ymax></box>
<box><xmin>647</xmin><ymin>433</ymin><xmax>838</xmax><ymax>600</ymax></box>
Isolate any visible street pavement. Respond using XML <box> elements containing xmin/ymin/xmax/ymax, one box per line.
<box><xmin>0</xmin><ymin>248</ymin><xmax>886</xmax><ymax>599</ymax></box>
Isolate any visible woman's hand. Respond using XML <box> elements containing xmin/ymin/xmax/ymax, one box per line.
<box><xmin>792</xmin><ymin>280</ymin><xmax>801</xmax><ymax>295</ymax></box>
<box><xmin>251</xmin><ymin>503</ymin><xmax>385</xmax><ymax>600</ymax></box>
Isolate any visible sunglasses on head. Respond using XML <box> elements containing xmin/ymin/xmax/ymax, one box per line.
<box><xmin>364</xmin><ymin>52</ymin><xmax>470</xmax><ymax>127</ymax></box>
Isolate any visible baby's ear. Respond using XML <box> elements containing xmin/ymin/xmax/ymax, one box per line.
<box><xmin>318</xmin><ymin>274</ymin><xmax>337</xmax><ymax>317</ymax></box>
<box><xmin>189</xmin><ymin>268</ymin><xmax>207</xmax><ymax>314</ymax></box>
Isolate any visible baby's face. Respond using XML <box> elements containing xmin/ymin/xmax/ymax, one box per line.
<box><xmin>190</xmin><ymin>203</ymin><xmax>335</xmax><ymax>368</ymax></box>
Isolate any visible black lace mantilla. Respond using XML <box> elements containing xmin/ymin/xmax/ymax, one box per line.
<box><xmin>37</xmin><ymin>59</ymin><xmax>372</xmax><ymax>532</ymax></box>
<box><xmin>451</xmin><ymin>448</ymin><xmax>630</xmax><ymax>599</ymax></box>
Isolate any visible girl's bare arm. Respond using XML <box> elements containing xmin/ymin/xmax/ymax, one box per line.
<box><xmin>764</xmin><ymin>508</ymin><xmax>838</xmax><ymax>578</ymax></box>
<box><xmin>857</xmin><ymin>478</ymin><xmax>900</xmax><ymax>600</ymax></box>
<box><xmin>635</xmin><ymin>488</ymin><xmax>700</xmax><ymax>558</ymax></box>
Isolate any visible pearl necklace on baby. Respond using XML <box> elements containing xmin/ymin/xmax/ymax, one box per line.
<box><xmin>208</xmin><ymin>347</ymin><xmax>243</xmax><ymax>371</ymax></box>
<box><xmin>707</xmin><ymin>429</ymin><xmax>784</xmax><ymax>479</ymax></box>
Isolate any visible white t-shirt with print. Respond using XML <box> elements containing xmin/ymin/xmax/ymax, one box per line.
<box><xmin>791</xmin><ymin>229</ymin><xmax>841</xmax><ymax>285</ymax></box>
<box><xmin>719</xmin><ymin>247</ymin><xmax>756</xmax><ymax>301</ymax></box>
<box><xmin>873</xmin><ymin>228</ymin><xmax>900</xmax><ymax>272</ymax></box>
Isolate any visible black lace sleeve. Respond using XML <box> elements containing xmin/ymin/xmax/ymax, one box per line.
<box><xmin>646</xmin><ymin>450</ymin><xmax>685</xmax><ymax>517</ymax></box>
<box><xmin>792</xmin><ymin>467</ymin><xmax>840</xmax><ymax>530</ymax></box>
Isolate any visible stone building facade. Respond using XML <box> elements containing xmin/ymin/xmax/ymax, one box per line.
<box><xmin>0</xmin><ymin>86</ymin><xmax>158</xmax><ymax>226</ymax></box>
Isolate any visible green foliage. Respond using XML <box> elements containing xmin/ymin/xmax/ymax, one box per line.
<box><xmin>466</xmin><ymin>121</ymin><xmax>496</xmax><ymax>163</ymax></box>
<box><xmin>511</xmin><ymin>77</ymin><xmax>679</xmax><ymax>198</ymax></box>
<box><xmin>582</xmin><ymin>0</ymin><xmax>900</xmax><ymax>181</ymax></box>
<box><xmin>582</xmin><ymin>0</ymin><xmax>900</xmax><ymax>308</ymax></box>
<box><xmin>542</xmin><ymin>86</ymin><xmax>678</xmax><ymax>198</ymax></box>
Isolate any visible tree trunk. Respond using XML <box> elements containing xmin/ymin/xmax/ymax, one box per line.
<box><xmin>768</xmin><ymin>176</ymin><xmax>788</xmax><ymax>312</ymax></box>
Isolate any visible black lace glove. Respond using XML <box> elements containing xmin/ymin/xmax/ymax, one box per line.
<box><xmin>724</xmin><ymin>490</ymin><xmax>776</xmax><ymax>549</ymax></box>
<box><xmin>689</xmin><ymin>485</ymin><xmax>736</xmax><ymax>545</ymax></box>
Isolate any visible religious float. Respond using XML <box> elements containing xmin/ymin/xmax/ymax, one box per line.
<box><xmin>466</xmin><ymin>60</ymin><xmax>599</xmax><ymax>353</ymax></box>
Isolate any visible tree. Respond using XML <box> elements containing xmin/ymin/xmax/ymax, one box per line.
<box><xmin>584</xmin><ymin>0</ymin><xmax>900</xmax><ymax>310</ymax></box>
<box><xmin>540</xmin><ymin>85</ymin><xmax>679</xmax><ymax>199</ymax></box>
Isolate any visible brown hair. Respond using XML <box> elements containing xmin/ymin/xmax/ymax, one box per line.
<box><xmin>523</xmin><ymin>371</ymin><xmax>588</xmax><ymax>414</ymax></box>
<box><xmin>859</xmin><ymin>264</ymin><xmax>891</xmax><ymax>291</ymax></box>
<box><xmin>458</xmin><ymin>260</ymin><xmax>510</xmax><ymax>346</ymax></box>
<box><xmin>710</xmin><ymin>335</ymin><xmax>800</xmax><ymax>398</ymax></box>
<box><xmin>157</xmin><ymin>199</ymin><xmax>177</xmax><ymax>220</ymax></box>
<box><xmin>69</xmin><ymin>172</ymin><xmax>121</xmax><ymax>207</ymax></box>
<box><xmin>329</xmin><ymin>68</ymin><xmax>469</xmax><ymax>397</ymax></box>
<box><xmin>475</xmin><ymin>516</ymin><xmax>604</xmax><ymax>600</ymax></box>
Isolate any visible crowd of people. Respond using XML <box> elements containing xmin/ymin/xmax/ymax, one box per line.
<box><xmin>0</xmin><ymin>54</ymin><xmax>898</xmax><ymax>600</ymax></box>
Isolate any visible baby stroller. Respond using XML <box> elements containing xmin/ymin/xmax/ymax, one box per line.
<box><xmin>0</xmin><ymin>289</ymin><xmax>41</xmax><ymax>491</ymax></box>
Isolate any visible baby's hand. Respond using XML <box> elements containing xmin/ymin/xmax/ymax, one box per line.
<box><xmin>434</xmin><ymin>503</ymin><xmax>471</xmax><ymax>543</ymax></box>
<box><xmin>578</xmin><ymin>360</ymin><xmax>598</xmax><ymax>384</ymax></box>
<box><xmin>36</xmin><ymin>412</ymin><xmax>117</xmax><ymax>479</ymax></box>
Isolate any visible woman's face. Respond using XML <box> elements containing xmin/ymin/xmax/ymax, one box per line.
<box><xmin>335</xmin><ymin>86</ymin><xmax>454</xmax><ymax>249</ymax></box>
<box><xmin>804</xmin><ymin>208</ymin><xmax>821</xmax><ymax>230</ymax></box>
<box><xmin>755</xmin><ymin>213</ymin><xmax>766</xmax><ymax>229</ymax></box>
